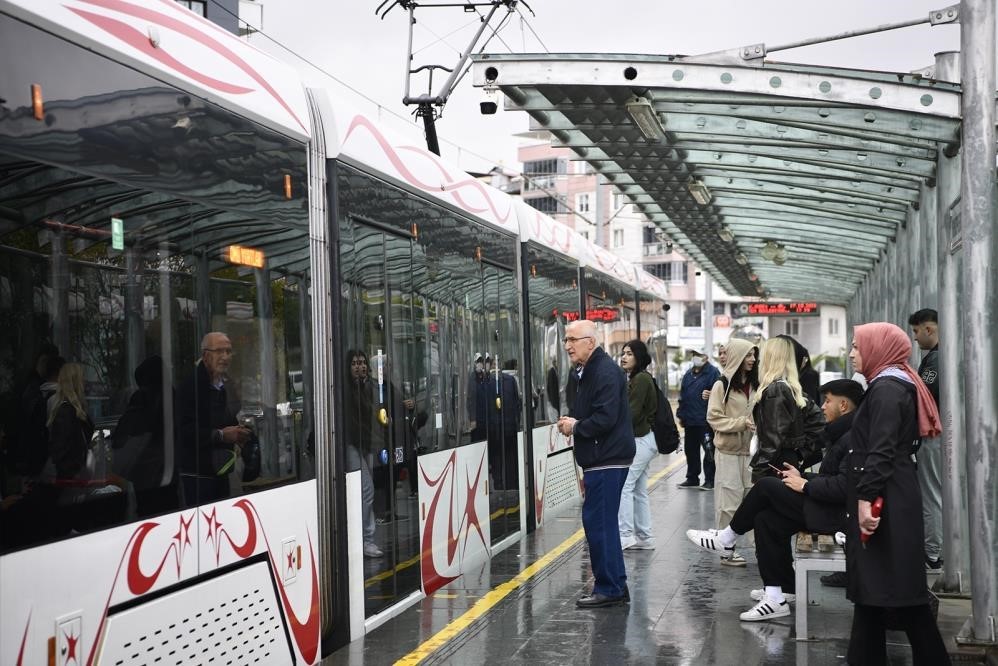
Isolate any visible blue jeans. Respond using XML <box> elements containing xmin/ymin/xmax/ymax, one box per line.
<box><xmin>618</xmin><ymin>431</ymin><xmax>657</xmax><ymax>541</ymax></box>
<box><xmin>582</xmin><ymin>467</ymin><xmax>629</xmax><ymax>597</ymax></box>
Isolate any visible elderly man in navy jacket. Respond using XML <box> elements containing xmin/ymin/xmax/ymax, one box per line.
<box><xmin>557</xmin><ymin>319</ymin><xmax>636</xmax><ymax>608</ymax></box>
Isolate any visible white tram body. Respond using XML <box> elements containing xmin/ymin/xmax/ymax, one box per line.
<box><xmin>0</xmin><ymin>2</ymin><xmax>669</xmax><ymax>664</ymax></box>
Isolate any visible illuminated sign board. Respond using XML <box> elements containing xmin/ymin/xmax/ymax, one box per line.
<box><xmin>554</xmin><ymin>307</ymin><xmax>621</xmax><ymax>323</ymax></box>
<box><xmin>747</xmin><ymin>302</ymin><xmax>820</xmax><ymax>316</ymax></box>
<box><xmin>227</xmin><ymin>244</ymin><xmax>265</xmax><ymax>269</ymax></box>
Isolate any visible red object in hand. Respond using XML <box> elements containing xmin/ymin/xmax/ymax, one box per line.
<box><xmin>860</xmin><ymin>497</ymin><xmax>884</xmax><ymax>547</ymax></box>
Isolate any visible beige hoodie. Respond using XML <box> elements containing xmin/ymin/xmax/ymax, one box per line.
<box><xmin>707</xmin><ymin>338</ymin><xmax>757</xmax><ymax>455</ymax></box>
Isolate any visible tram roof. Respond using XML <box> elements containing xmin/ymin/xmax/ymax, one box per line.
<box><xmin>471</xmin><ymin>53</ymin><xmax>964</xmax><ymax>304</ymax></box>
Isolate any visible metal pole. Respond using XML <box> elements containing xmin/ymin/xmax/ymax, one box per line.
<box><xmin>933</xmin><ymin>50</ymin><xmax>969</xmax><ymax>596</ymax></box>
<box><xmin>594</xmin><ymin>173</ymin><xmax>606</xmax><ymax>247</ymax></box>
<box><xmin>256</xmin><ymin>267</ymin><xmax>279</xmax><ymax>478</ymax></box>
<box><xmin>957</xmin><ymin>0</ymin><xmax>997</xmax><ymax>645</ymax></box>
<box><xmin>703</xmin><ymin>273</ymin><xmax>714</xmax><ymax>360</ymax></box>
<box><xmin>124</xmin><ymin>246</ymin><xmax>145</xmax><ymax>387</ymax></box>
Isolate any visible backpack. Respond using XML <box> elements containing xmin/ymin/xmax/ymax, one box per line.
<box><xmin>650</xmin><ymin>377</ymin><xmax>680</xmax><ymax>454</ymax></box>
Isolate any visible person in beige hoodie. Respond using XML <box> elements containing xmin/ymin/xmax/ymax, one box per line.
<box><xmin>707</xmin><ymin>338</ymin><xmax>758</xmax><ymax>566</ymax></box>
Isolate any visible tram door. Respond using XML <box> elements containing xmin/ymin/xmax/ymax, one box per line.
<box><xmin>352</xmin><ymin>225</ymin><xmax>422</xmax><ymax>616</ymax></box>
<box><xmin>484</xmin><ymin>265</ymin><xmax>521</xmax><ymax>545</ymax></box>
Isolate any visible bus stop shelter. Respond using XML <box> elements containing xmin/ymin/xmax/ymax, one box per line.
<box><xmin>472</xmin><ymin>0</ymin><xmax>996</xmax><ymax>648</ymax></box>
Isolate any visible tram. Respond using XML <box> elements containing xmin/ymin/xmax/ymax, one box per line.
<box><xmin>0</xmin><ymin>2</ymin><xmax>668</xmax><ymax>663</ymax></box>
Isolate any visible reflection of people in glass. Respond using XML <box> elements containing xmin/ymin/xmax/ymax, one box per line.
<box><xmin>343</xmin><ymin>350</ymin><xmax>382</xmax><ymax>558</ymax></box>
<box><xmin>176</xmin><ymin>332</ymin><xmax>251</xmax><ymax>505</ymax></box>
<box><xmin>373</xmin><ymin>356</ymin><xmax>426</xmax><ymax>521</ymax></box>
<box><xmin>487</xmin><ymin>359</ymin><xmax>521</xmax><ymax>491</ymax></box>
<box><xmin>112</xmin><ymin>355</ymin><xmax>178</xmax><ymax>516</ymax></box>
<box><xmin>46</xmin><ymin>363</ymin><xmax>94</xmax><ymax>483</ymax></box>
<box><xmin>545</xmin><ymin>357</ymin><xmax>561</xmax><ymax>423</ymax></box>
<box><xmin>467</xmin><ymin>354</ymin><xmax>489</xmax><ymax>442</ymax></box>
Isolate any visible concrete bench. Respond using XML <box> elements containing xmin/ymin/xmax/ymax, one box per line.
<box><xmin>794</xmin><ymin>536</ymin><xmax>846</xmax><ymax>640</ymax></box>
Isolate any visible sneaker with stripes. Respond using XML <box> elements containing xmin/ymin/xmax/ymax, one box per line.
<box><xmin>685</xmin><ymin>528</ymin><xmax>736</xmax><ymax>556</ymax></box>
<box><xmin>739</xmin><ymin>598</ymin><xmax>791</xmax><ymax>622</ymax></box>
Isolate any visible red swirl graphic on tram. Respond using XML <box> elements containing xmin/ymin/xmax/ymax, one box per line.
<box><xmin>345</xmin><ymin>116</ymin><xmax>514</xmax><ymax>225</ymax></box>
<box><xmin>68</xmin><ymin>0</ymin><xmax>306</xmax><ymax>130</ymax></box>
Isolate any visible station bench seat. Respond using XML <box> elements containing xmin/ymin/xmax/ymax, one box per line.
<box><xmin>793</xmin><ymin>532</ymin><xmax>846</xmax><ymax>640</ymax></box>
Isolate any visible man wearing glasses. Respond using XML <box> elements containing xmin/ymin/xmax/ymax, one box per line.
<box><xmin>176</xmin><ymin>331</ymin><xmax>252</xmax><ymax>504</ymax></box>
<box><xmin>557</xmin><ymin>320</ymin><xmax>635</xmax><ymax>608</ymax></box>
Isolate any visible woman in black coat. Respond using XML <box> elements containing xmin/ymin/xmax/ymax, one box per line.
<box><xmin>845</xmin><ymin>322</ymin><xmax>947</xmax><ymax>665</ymax></box>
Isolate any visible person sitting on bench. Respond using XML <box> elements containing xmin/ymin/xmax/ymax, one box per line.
<box><xmin>685</xmin><ymin>379</ymin><xmax>864</xmax><ymax>622</ymax></box>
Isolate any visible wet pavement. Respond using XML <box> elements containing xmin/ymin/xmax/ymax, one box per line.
<box><xmin>325</xmin><ymin>453</ymin><xmax>975</xmax><ymax>665</ymax></box>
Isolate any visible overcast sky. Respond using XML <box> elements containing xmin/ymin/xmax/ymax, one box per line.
<box><xmin>248</xmin><ymin>1</ymin><xmax>966</xmax><ymax>173</ymax></box>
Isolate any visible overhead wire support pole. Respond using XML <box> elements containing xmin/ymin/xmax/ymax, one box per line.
<box><xmin>385</xmin><ymin>0</ymin><xmax>516</xmax><ymax>155</ymax></box>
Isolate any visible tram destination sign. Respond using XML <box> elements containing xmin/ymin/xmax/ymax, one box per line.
<box><xmin>746</xmin><ymin>302</ymin><xmax>820</xmax><ymax>316</ymax></box>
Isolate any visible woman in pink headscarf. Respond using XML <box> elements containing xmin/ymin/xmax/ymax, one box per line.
<box><xmin>844</xmin><ymin>322</ymin><xmax>948</xmax><ymax>665</ymax></box>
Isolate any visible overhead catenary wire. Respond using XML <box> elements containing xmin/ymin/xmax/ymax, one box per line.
<box><xmin>201</xmin><ymin>1</ymin><xmax>608</xmax><ymax>225</ymax></box>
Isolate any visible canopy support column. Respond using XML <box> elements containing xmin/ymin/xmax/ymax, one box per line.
<box><xmin>957</xmin><ymin>0</ymin><xmax>997</xmax><ymax>646</ymax></box>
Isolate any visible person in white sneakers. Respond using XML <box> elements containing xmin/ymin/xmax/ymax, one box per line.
<box><xmin>706</xmin><ymin>338</ymin><xmax>758</xmax><ymax>567</ymax></box>
<box><xmin>617</xmin><ymin>340</ymin><xmax>658</xmax><ymax>551</ymax></box>
<box><xmin>687</xmin><ymin>379</ymin><xmax>865</xmax><ymax>622</ymax></box>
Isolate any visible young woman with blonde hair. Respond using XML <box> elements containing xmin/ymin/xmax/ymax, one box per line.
<box><xmin>47</xmin><ymin>362</ymin><xmax>94</xmax><ymax>481</ymax></box>
<box><xmin>749</xmin><ymin>337</ymin><xmax>811</xmax><ymax>481</ymax></box>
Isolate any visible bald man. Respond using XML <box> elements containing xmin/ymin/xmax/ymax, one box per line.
<box><xmin>176</xmin><ymin>332</ymin><xmax>251</xmax><ymax>504</ymax></box>
<box><xmin>557</xmin><ymin>319</ymin><xmax>635</xmax><ymax>607</ymax></box>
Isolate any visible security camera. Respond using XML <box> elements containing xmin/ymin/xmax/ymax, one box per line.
<box><xmin>480</xmin><ymin>84</ymin><xmax>498</xmax><ymax>115</ymax></box>
<box><xmin>481</xmin><ymin>67</ymin><xmax>499</xmax><ymax>115</ymax></box>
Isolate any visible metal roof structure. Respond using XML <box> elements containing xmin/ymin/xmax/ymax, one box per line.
<box><xmin>471</xmin><ymin>53</ymin><xmax>964</xmax><ymax>304</ymax></box>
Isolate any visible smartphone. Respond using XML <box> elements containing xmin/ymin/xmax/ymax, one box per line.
<box><xmin>768</xmin><ymin>463</ymin><xmax>784</xmax><ymax>475</ymax></box>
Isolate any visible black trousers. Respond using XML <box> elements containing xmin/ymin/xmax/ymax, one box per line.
<box><xmin>683</xmin><ymin>424</ymin><xmax>715</xmax><ymax>484</ymax></box>
<box><xmin>848</xmin><ymin>603</ymin><xmax>951</xmax><ymax>665</ymax></box>
<box><xmin>729</xmin><ymin>476</ymin><xmax>806</xmax><ymax>593</ymax></box>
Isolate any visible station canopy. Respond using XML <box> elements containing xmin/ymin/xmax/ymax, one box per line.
<box><xmin>471</xmin><ymin>53</ymin><xmax>962</xmax><ymax>304</ymax></box>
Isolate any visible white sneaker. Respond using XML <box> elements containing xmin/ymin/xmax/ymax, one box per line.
<box><xmin>363</xmin><ymin>542</ymin><xmax>384</xmax><ymax>558</ymax></box>
<box><xmin>720</xmin><ymin>552</ymin><xmax>747</xmax><ymax>567</ymax></box>
<box><xmin>750</xmin><ymin>589</ymin><xmax>795</xmax><ymax>603</ymax></box>
<box><xmin>620</xmin><ymin>535</ymin><xmax>637</xmax><ymax>550</ymax></box>
<box><xmin>631</xmin><ymin>538</ymin><xmax>655</xmax><ymax>550</ymax></box>
<box><xmin>686</xmin><ymin>528</ymin><xmax>736</xmax><ymax>556</ymax></box>
<box><xmin>739</xmin><ymin>598</ymin><xmax>791</xmax><ymax>622</ymax></box>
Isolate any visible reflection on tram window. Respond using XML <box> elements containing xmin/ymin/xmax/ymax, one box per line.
<box><xmin>0</xmin><ymin>167</ymin><xmax>315</xmax><ymax>553</ymax></box>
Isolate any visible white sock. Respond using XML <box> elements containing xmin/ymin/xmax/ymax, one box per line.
<box><xmin>765</xmin><ymin>586</ymin><xmax>785</xmax><ymax>604</ymax></box>
<box><xmin>718</xmin><ymin>526</ymin><xmax>738</xmax><ymax>548</ymax></box>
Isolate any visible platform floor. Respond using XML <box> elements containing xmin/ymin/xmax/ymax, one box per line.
<box><xmin>325</xmin><ymin>453</ymin><xmax>973</xmax><ymax>665</ymax></box>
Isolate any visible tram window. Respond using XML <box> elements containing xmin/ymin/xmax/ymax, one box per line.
<box><xmin>525</xmin><ymin>248</ymin><xmax>577</xmax><ymax>427</ymax></box>
<box><xmin>0</xmin><ymin>170</ymin><xmax>314</xmax><ymax>553</ymax></box>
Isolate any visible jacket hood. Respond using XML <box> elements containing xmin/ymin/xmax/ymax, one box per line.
<box><xmin>722</xmin><ymin>338</ymin><xmax>755</xmax><ymax>380</ymax></box>
<box><xmin>718</xmin><ymin>338</ymin><xmax>756</xmax><ymax>402</ymax></box>
<box><xmin>777</xmin><ymin>334</ymin><xmax>812</xmax><ymax>371</ymax></box>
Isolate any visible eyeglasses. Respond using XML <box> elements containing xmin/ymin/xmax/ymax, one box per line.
<box><xmin>562</xmin><ymin>336</ymin><xmax>594</xmax><ymax>345</ymax></box>
<box><xmin>204</xmin><ymin>348</ymin><xmax>234</xmax><ymax>356</ymax></box>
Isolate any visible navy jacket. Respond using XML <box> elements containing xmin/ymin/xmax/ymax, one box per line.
<box><xmin>676</xmin><ymin>363</ymin><xmax>720</xmax><ymax>426</ymax></box>
<box><xmin>570</xmin><ymin>346</ymin><xmax>635</xmax><ymax>470</ymax></box>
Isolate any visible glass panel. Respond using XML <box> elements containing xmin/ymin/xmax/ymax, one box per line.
<box><xmin>340</xmin><ymin>223</ymin><xmax>421</xmax><ymax>617</ymax></box>
<box><xmin>525</xmin><ymin>249</ymin><xmax>578</xmax><ymax>427</ymax></box>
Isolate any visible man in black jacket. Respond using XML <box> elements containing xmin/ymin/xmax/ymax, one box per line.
<box><xmin>908</xmin><ymin>308</ymin><xmax>942</xmax><ymax>571</ymax></box>
<box><xmin>686</xmin><ymin>379</ymin><xmax>863</xmax><ymax>622</ymax></box>
<box><xmin>557</xmin><ymin>319</ymin><xmax>635</xmax><ymax>608</ymax></box>
<box><xmin>176</xmin><ymin>332</ymin><xmax>251</xmax><ymax>505</ymax></box>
